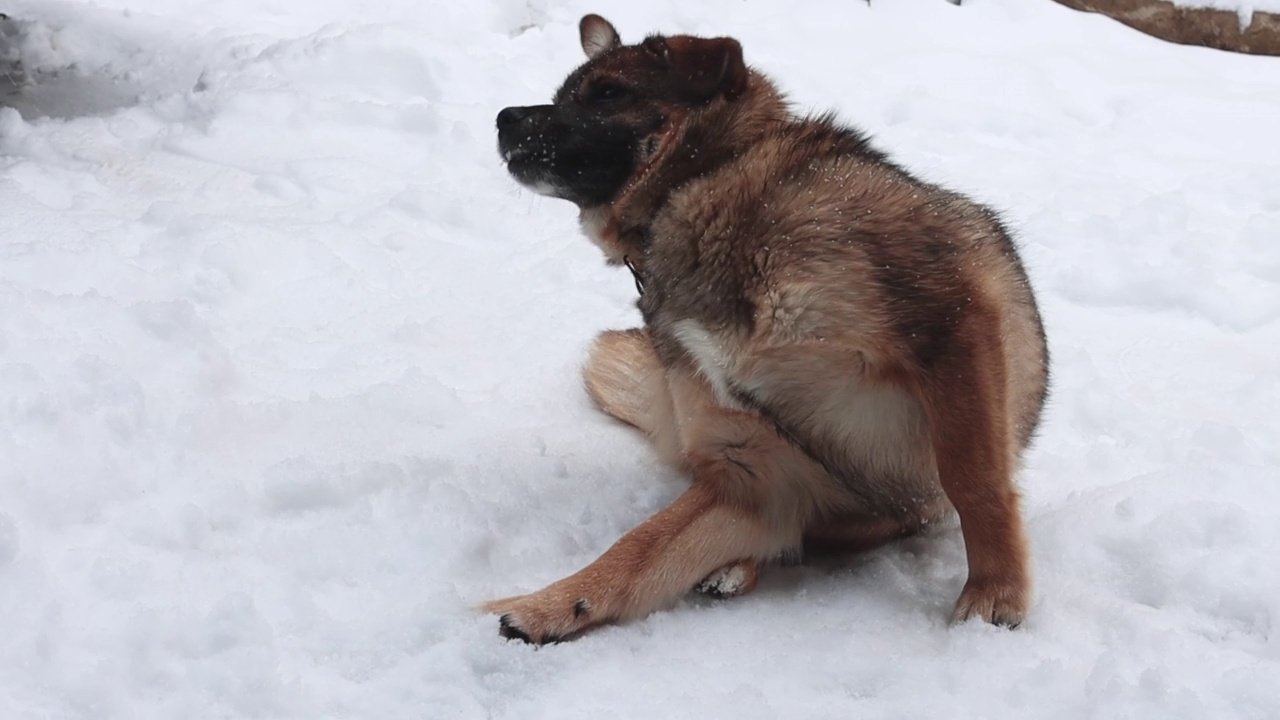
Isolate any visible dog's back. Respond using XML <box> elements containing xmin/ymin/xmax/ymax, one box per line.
<box><xmin>638</xmin><ymin>111</ymin><xmax>1048</xmax><ymax>516</ymax></box>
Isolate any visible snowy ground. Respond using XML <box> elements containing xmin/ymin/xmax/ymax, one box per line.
<box><xmin>1</xmin><ymin>0</ymin><xmax>1278</xmax><ymax>717</ymax></box>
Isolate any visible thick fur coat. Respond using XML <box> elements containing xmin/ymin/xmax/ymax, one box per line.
<box><xmin>486</xmin><ymin>14</ymin><xmax>1049</xmax><ymax>644</ymax></box>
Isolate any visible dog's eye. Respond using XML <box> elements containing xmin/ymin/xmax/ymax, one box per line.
<box><xmin>587</xmin><ymin>83</ymin><xmax>629</xmax><ymax>104</ymax></box>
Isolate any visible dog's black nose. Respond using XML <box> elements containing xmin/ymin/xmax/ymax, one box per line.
<box><xmin>496</xmin><ymin>106</ymin><xmax>530</xmax><ymax>129</ymax></box>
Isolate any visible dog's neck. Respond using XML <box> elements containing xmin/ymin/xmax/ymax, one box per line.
<box><xmin>578</xmin><ymin>72</ymin><xmax>790</xmax><ymax>275</ymax></box>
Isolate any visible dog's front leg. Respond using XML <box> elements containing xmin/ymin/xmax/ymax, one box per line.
<box><xmin>484</xmin><ymin>478</ymin><xmax>785</xmax><ymax>644</ymax></box>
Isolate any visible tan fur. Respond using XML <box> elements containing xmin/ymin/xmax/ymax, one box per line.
<box><xmin>583</xmin><ymin>329</ymin><xmax>682</xmax><ymax>466</ymax></box>
<box><xmin>485</xmin><ymin>16</ymin><xmax>1049</xmax><ymax>643</ymax></box>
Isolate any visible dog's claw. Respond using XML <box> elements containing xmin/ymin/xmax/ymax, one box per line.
<box><xmin>491</xmin><ymin>603</ymin><xmax>571</xmax><ymax>645</ymax></box>
<box><xmin>498</xmin><ymin>614</ymin><xmax>533</xmax><ymax>643</ymax></box>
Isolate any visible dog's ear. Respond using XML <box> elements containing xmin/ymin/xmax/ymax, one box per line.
<box><xmin>580</xmin><ymin>14</ymin><xmax>621</xmax><ymax>59</ymax></box>
<box><xmin>652</xmin><ymin>35</ymin><xmax>748</xmax><ymax>103</ymax></box>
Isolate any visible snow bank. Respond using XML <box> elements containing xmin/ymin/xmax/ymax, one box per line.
<box><xmin>1</xmin><ymin>0</ymin><xmax>1277</xmax><ymax>718</ymax></box>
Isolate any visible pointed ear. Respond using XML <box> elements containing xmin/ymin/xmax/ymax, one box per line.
<box><xmin>580</xmin><ymin>14</ymin><xmax>621</xmax><ymax>59</ymax></box>
<box><xmin>664</xmin><ymin>36</ymin><xmax>748</xmax><ymax>102</ymax></box>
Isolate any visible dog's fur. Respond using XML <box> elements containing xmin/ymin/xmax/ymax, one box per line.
<box><xmin>485</xmin><ymin>14</ymin><xmax>1049</xmax><ymax>644</ymax></box>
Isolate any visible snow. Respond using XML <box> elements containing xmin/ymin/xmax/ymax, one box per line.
<box><xmin>1</xmin><ymin>0</ymin><xmax>1278</xmax><ymax>717</ymax></box>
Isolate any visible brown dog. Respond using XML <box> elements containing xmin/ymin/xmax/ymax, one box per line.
<box><xmin>486</xmin><ymin>14</ymin><xmax>1049</xmax><ymax>644</ymax></box>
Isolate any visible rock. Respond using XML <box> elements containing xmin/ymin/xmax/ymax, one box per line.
<box><xmin>1052</xmin><ymin>0</ymin><xmax>1280</xmax><ymax>56</ymax></box>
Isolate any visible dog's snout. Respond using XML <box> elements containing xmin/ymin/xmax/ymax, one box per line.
<box><xmin>497</xmin><ymin>106</ymin><xmax>531</xmax><ymax>129</ymax></box>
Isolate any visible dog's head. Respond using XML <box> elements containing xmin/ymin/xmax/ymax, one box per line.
<box><xmin>496</xmin><ymin>14</ymin><xmax>748</xmax><ymax>207</ymax></box>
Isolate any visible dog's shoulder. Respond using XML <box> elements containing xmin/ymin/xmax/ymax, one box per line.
<box><xmin>645</xmin><ymin>110</ymin><xmax>1031</xmax><ymax>365</ymax></box>
<box><xmin>658</xmin><ymin>114</ymin><xmax>922</xmax><ymax>258</ymax></box>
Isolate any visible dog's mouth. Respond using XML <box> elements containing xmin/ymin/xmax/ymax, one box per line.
<box><xmin>498</xmin><ymin>142</ymin><xmax>564</xmax><ymax>198</ymax></box>
<box><xmin>500</xmin><ymin>144</ymin><xmax>535</xmax><ymax>164</ymax></box>
<box><xmin>498</xmin><ymin>128</ymin><xmax>556</xmax><ymax>167</ymax></box>
<box><xmin>501</xmin><ymin>146</ymin><xmax>545</xmax><ymax>176</ymax></box>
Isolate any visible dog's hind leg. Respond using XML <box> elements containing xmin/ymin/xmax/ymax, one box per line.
<box><xmin>918</xmin><ymin>309</ymin><xmax>1031</xmax><ymax>628</ymax></box>
<box><xmin>583</xmin><ymin>328</ymin><xmax>681</xmax><ymax>465</ymax></box>
<box><xmin>585</xmin><ymin>330</ymin><xmax>768</xmax><ymax>601</ymax></box>
<box><xmin>583</xmin><ymin>329</ymin><xmax>664</xmax><ymax>429</ymax></box>
<box><xmin>801</xmin><ymin>515</ymin><xmax>922</xmax><ymax>555</ymax></box>
<box><xmin>696</xmin><ymin>515</ymin><xmax>925</xmax><ymax>599</ymax></box>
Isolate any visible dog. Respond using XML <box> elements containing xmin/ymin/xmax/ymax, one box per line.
<box><xmin>485</xmin><ymin>14</ymin><xmax>1049</xmax><ymax>644</ymax></box>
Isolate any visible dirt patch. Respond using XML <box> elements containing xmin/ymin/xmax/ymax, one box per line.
<box><xmin>1053</xmin><ymin>0</ymin><xmax>1280</xmax><ymax>55</ymax></box>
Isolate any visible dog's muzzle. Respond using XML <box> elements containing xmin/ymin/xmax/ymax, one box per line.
<box><xmin>495</xmin><ymin>105</ymin><xmax>546</xmax><ymax>163</ymax></box>
<box><xmin>496</xmin><ymin>106</ymin><xmax>531</xmax><ymax>131</ymax></box>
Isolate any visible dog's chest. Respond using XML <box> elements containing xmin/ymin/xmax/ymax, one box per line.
<box><xmin>636</xmin><ymin>244</ymin><xmax>759</xmax><ymax>408</ymax></box>
<box><xmin>641</xmin><ymin>283</ymin><xmax>744</xmax><ymax>411</ymax></box>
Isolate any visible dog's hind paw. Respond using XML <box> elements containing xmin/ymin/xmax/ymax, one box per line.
<box><xmin>695</xmin><ymin>559</ymin><xmax>760</xmax><ymax>599</ymax></box>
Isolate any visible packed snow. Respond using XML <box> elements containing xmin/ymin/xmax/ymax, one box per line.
<box><xmin>1</xmin><ymin>0</ymin><xmax>1278</xmax><ymax>718</ymax></box>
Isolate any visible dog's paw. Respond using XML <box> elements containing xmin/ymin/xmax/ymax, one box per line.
<box><xmin>951</xmin><ymin>576</ymin><xmax>1028</xmax><ymax>628</ymax></box>
<box><xmin>695</xmin><ymin>560</ymin><xmax>760</xmax><ymax>599</ymax></box>
<box><xmin>483</xmin><ymin>590</ymin><xmax>598</xmax><ymax>645</ymax></box>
